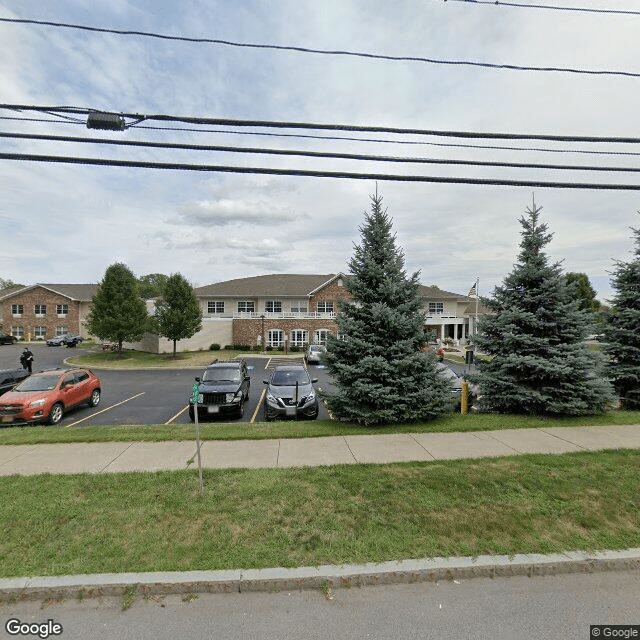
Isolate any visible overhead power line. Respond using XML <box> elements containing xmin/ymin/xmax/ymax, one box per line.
<box><xmin>1</xmin><ymin>16</ymin><xmax>639</xmax><ymax>78</ymax></box>
<box><xmin>5</xmin><ymin>115</ymin><xmax>640</xmax><ymax>157</ymax></box>
<box><xmin>442</xmin><ymin>0</ymin><xmax>640</xmax><ymax>16</ymax></box>
<box><xmin>4</xmin><ymin>104</ymin><xmax>640</xmax><ymax>144</ymax></box>
<box><xmin>2</xmin><ymin>151</ymin><xmax>640</xmax><ymax>190</ymax></box>
<box><xmin>3</xmin><ymin>130</ymin><xmax>640</xmax><ymax>173</ymax></box>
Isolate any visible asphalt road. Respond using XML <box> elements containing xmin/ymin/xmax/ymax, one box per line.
<box><xmin>3</xmin><ymin>571</ymin><xmax>639</xmax><ymax>640</ymax></box>
<box><xmin>0</xmin><ymin>344</ymin><xmax>335</xmax><ymax>426</ymax></box>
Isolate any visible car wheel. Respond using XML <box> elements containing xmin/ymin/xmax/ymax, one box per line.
<box><xmin>48</xmin><ymin>403</ymin><xmax>64</xmax><ymax>426</ymax></box>
<box><xmin>237</xmin><ymin>398</ymin><xmax>245</xmax><ymax>418</ymax></box>
<box><xmin>263</xmin><ymin>406</ymin><xmax>272</xmax><ymax>422</ymax></box>
<box><xmin>89</xmin><ymin>389</ymin><xmax>101</xmax><ymax>407</ymax></box>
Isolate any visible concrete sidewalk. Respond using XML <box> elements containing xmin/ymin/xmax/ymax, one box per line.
<box><xmin>1</xmin><ymin>423</ymin><xmax>639</xmax><ymax>476</ymax></box>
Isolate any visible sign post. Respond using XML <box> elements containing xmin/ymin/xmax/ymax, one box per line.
<box><xmin>191</xmin><ymin>383</ymin><xmax>204</xmax><ymax>496</ymax></box>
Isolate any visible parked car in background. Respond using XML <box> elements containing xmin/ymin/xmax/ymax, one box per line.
<box><xmin>304</xmin><ymin>344</ymin><xmax>327</xmax><ymax>365</ymax></box>
<box><xmin>0</xmin><ymin>369</ymin><xmax>29</xmax><ymax>397</ymax></box>
<box><xmin>46</xmin><ymin>334</ymin><xmax>84</xmax><ymax>347</ymax></box>
<box><xmin>0</xmin><ymin>368</ymin><xmax>101</xmax><ymax>426</ymax></box>
<box><xmin>436</xmin><ymin>362</ymin><xmax>476</xmax><ymax>410</ymax></box>
<box><xmin>0</xmin><ymin>332</ymin><xmax>18</xmax><ymax>345</ymax></box>
<box><xmin>189</xmin><ymin>359</ymin><xmax>250</xmax><ymax>421</ymax></box>
<box><xmin>263</xmin><ymin>364</ymin><xmax>319</xmax><ymax>421</ymax></box>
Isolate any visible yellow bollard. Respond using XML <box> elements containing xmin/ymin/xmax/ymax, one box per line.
<box><xmin>461</xmin><ymin>381</ymin><xmax>469</xmax><ymax>414</ymax></box>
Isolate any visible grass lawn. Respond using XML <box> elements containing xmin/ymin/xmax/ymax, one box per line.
<box><xmin>0</xmin><ymin>449</ymin><xmax>638</xmax><ymax>578</ymax></box>
<box><xmin>0</xmin><ymin>411</ymin><xmax>639</xmax><ymax>446</ymax></box>
<box><xmin>67</xmin><ymin>348</ymin><xmax>253</xmax><ymax>369</ymax></box>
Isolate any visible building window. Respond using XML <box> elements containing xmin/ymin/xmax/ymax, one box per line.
<box><xmin>34</xmin><ymin>326</ymin><xmax>47</xmax><ymax>340</ymax></box>
<box><xmin>56</xmin><ymin>304</ymin><xmax>68</xmax><ymax>317</ymax></box>
<box><xmin>12</xmin><ymin>326</ymin><xmax>24</xmax><ymax>339</ymax></box>
<box><xmin>265</xmin><ymin>300</ymin><xmax>282</xmax><ymax>313</ymax></box>
<box><xmin>428</xmin><ymin>302</ymin><xmax>444</xmax><ymax>315</ymax></box>
<box><xmin>317</xmin><ymin>301</ymin><xmax>334</xmax><ymax>314</ymax></box>
<box><xmin>267</xmin><ymin>329</ymin><xmax>284</xmax><ymax>347</ymax></box>
<box><xmin>11</xmin><ymin>304</ymin><xmax>23</xmax><ymax>316</ymax></box>
<box><xmin>208</xmin><ymin>301</ymin><xmax>224</xmax><ymax>314</ymax></box>
<box><xmin>290</xmin><ymin>300</ymin><xmax>308</xmax><ymax>313</ymax></box>
<box><xmin>34</xmin><ymin>304</ymin><xmax>46</xmax><ymax>317</ymax></box>
<box><xmin>290</xmin><ymin>329</ymin><xmax>308</xmax><ymax>347</ymax></box>
<box><xmin>56</xmin><ymin>326</ymin><xmax>68</xmax><ymax>336</ymax></box>
<box><xmin>237</xmin><ymin>301</ymin><xmax>255</xmax><ymax>314</ymax></box>
<box><xmin>314</xmin><ymin>329</ymin><xmax>331</xmax><ymax>345</ymax></box>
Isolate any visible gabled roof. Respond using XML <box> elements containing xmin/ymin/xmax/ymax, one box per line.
<box><xmin>194</xmin><ymin>274</ymin><xmax>339</xmax><ymax>298</ymax></box>
<box><xmin>0</xmin><ymin>284</ymin><xmax>98</xmax><ymax>302</ymax></box>
<box><xmin>418</xmin><ymin>285</ymin><xmax>471</xmax><ymax>301</ymax></box>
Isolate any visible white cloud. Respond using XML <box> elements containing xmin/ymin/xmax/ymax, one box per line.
<box><xmin>0</xmin><ymin>0</ymin><xmax>638</xmax><ymax>299</ymax></box>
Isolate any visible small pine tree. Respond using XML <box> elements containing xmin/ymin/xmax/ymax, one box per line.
<box><xmin>86</xmin><ymin>263</ymin><xmax>149</xmax><ymax>354</ymax></box>
<box><xmin>602</xmin><ymin>221</ymin><xmax>640</xmax><ymax>409</ymax></box>
<box><xmin>154</xmin><ymin>273</ymin><xmax>202</xmax><ymax>358</ymax></box>
<box><xmin>322</xmin><ymin>193</ymin><xmax>452</xmax><ymax>426</ymax></box>
<box><xmin>471</xmin><ymin>201</ymin><xmax>615</xmax><ymax>415</ymax></box>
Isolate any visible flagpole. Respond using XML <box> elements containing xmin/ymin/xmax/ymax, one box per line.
<box><xmin>474</xmin><ymin>277</ymin><xmax>479</xmax><ymax>335</ymax></box>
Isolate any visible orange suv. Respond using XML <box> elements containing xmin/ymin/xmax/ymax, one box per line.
<box><xmin>0</xmin><ymin>368</ymin><xmax>101</xmax><ymax>426</ymax></box>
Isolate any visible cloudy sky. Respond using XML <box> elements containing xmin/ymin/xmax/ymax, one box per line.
<box><xmin>1</xmin><ymin>0</ymin><xmax>639</xmax><ymax>303</ymax></box>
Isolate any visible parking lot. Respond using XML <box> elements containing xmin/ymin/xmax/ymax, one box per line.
<box><xmin>0</xmin><ymin>344</ymin><xmax>335</xmax><ymax>427</ymax></box>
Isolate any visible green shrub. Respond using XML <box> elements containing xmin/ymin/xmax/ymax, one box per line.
<box><xmin>224</xmin><ymin>345</ymin><xmax>235</xmax><ymax>350</ymax></box>
<box><xmin>209</xmin><ymin>343</ymin><xmax>221</xmax><ymax>351</ymax></box>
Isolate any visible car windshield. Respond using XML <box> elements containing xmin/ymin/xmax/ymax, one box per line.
<box><xmin>202</xmin><ymin>369</ymin><xmax>241</xmax><ymax>382</ymax></box>
<box><xmin>270</xmin><ymin>369</ymin><xmax>311</xmax><ymax>386</ymax></box>
<box><xmin>14</xmin><ymin>375</ymin><xmax>60</xmax><ymax>392</ymax></box>
<box><xmin>310</xmin><ymin>346</ymin><xmax>325</xmax><ymax>352</ymax></box>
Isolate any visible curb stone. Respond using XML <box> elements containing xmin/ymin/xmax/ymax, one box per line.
<box><xmin>1</xmin><ymin>549</ymin><xmax>639</xmax><ymax>602</ymax></box>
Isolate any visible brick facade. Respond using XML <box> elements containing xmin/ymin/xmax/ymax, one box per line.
<box><xmin>233</xmin><ymin>317</ymin><xmax>340</xmax><ymax>347</ymax></box>
<box><xmin>0</xmin><ymin>286</ymin><xmax>82</xmax><ymax>341</ymax></box>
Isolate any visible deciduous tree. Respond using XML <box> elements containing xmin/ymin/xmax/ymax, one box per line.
<box><xmin>154</xmin><ymin>273</ymin><xmax>202</xmax><ymax>358</ymax></box>
<box><xmin>86</xmin><ymin>263</ymin><xmax>149</xmax><ymax>354</ymax></box>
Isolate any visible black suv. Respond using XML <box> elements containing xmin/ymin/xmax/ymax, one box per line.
<box><xmin>0</xmin><ymin>369</ymin><xmax>29</xmax><ymax>396</ymax></box>
<box><xmin>0</xmin><ymin>332</ymin><xmax>18</xmax><ymax>345</ymax></box>
<box><xmin>189</xmin><ymin>360</ymin><xmax>250</xmax><ymax>421</ymax></box>
<box><xmin>263</xmin><ymin>364</ymin><xmax>319</xmax><ymax>421</ymax></box>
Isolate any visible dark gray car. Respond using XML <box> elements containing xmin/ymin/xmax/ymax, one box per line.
<box><xmin>0</xmin><ymin>368</ymin><xmax>29</xmax><ymax>396</ymax></box>
<box><xmin>263</xmin><ymin>364</ymin><xmax>319</xmax><ymax>421</ymax></box>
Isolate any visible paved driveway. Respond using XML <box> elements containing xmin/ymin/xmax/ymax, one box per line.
<box><xmin>0</xmin><ymin>344</ymin><xmax>333</xmax><ymax>426</ymax></box>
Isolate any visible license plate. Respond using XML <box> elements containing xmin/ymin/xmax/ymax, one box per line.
<box><xmin>207</xmin><ymin>405</ymin><xmax>219</xmax><ymax>414</ymax></box>
<box><xmin>285</xmin><ymin>406</ymin><xmax>297</xmax><ymax>416</ymax></box>
<box><xmin>1</xmin><ymin>416</ymin><xmax>13</xmax><ymax>423</ymax></box>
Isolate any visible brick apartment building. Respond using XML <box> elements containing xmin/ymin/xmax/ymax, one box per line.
<box><xmin>0</xmin><ymin>284</ymin><xmax>98</xmax><ymax>341</ymax></box>
<box><xmin>0</xmin><ymin>275</ymin><xmax>478</xmax><ymax>352</ymax></box>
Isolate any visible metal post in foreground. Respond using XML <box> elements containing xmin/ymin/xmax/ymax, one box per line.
<box><xmin>191</xmin><ymin>382</ymin><xmax>204</xmax><ymax>496</ymax></box>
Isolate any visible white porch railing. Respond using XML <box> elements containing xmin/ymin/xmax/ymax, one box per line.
<box><xmin>232</xmin><ymin>312</ymin><xmax>336</xmax><ymax>320</ymax></box>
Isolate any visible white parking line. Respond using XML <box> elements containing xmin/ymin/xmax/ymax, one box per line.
<box><xmin>166</xmin><ymin>405</ymin><xmax>189</xmax><ymax>424</ymax></box>
<box><xmin>251</xmin><ymin>388</ymin><xmax>266</xmax><ymax>423</ymax></box>
<box><xmin>64</xmin><ymin>392</ymin><xmax>146</xmax><ymax>427</ymax></box>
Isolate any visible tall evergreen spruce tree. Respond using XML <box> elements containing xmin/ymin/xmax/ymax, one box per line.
<box><xmin>154</xmin><ymin>273</ymin><xmax>202</xmax><ymax>358</ymax></box>
<box><xmin>602</xmin><ymin>222</ymin><xmax>640</xmax><ymax>409</ymax></box>
<box><xmin>471</xmin><ymin>202</ymin><xmax>615</xmax><ymax>415</ymax></box>
<box><xmin>86</xmin><ymin>263</ymin><xmax>149</xmax><ymax>354</ymax></box>
<box><xmin>322</xmin><ymin>194</ymin><xmax>452</xmax><ymax>426</ymax></box>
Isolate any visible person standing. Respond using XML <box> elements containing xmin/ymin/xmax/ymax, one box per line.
<box><xmin>20</xmin><ymin>347</ymin><xmax>34</xmax><ymax>374</ymax></box>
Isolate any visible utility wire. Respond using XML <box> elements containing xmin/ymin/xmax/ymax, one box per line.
<box><xmin>6</xmin><ymin>115</ymin><xmax>640</xmax><ymax>156</ymax></box>
<box><xmin>442</xmin><ymin>0</ymin><xmax>640</xmax><ymax>16</ymax></box>
<box><xmin>3</xmin><ymin>130</ymin><xmax>640</xmax><ymax>173</ymax></box>
<box><xmin>2</xmin><ymin>151</ymin><xmax>640</xmax><ymax>190</ymax></box>
<box><xmin>4</xmin><ymin>104</ymin><xmax>640</xmax><ymax>144</ymax></box>
<box><xmin>1</xmin><ymin>16</ymin><xmax>639</xmax><ymax>78</ymax></box>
